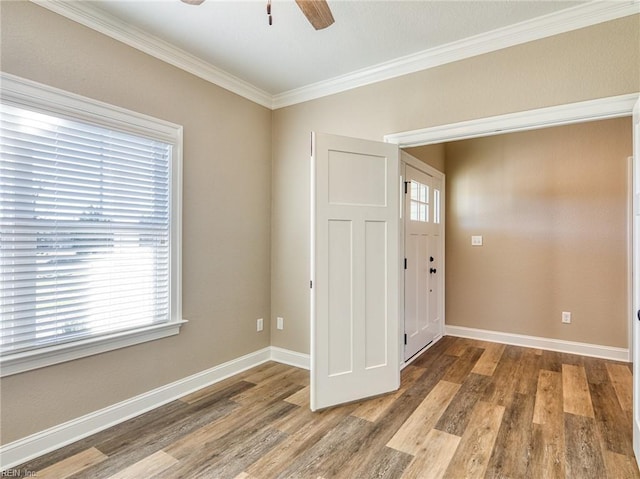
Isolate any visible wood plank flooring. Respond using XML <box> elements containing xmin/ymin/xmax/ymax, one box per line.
<box><xmin>12</xmin><ymin>336</ymin><xmax>640</xmax><ymax>478</ymax></box>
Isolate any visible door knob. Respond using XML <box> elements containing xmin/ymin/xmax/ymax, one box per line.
<box><xmin>430</xmin><ymin>268</ymin><xmax>437</xmax><ymax>274</ymax></box>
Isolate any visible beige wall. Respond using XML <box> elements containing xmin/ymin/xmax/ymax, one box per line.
<box><xmin>271</xmin><ymin>15</ymin><xmax>640</xmax><ymax>354</ymax></box>
<box><xmin>404</xmin><ymin>144</ymin><xmax>446</xmax><ymax>172</ymax></box>
<box><xmin>444</xmin><ymin>119</ymin><xmax>631</xmax><ymax>347</ymax></box>
<box><xmin>0</xmin><ymin>2</ymin><xmax>272</xmax><ymax>444</ymax></box>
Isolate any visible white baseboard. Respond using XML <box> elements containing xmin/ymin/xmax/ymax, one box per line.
<box><xmin>445</xmin><ymin>325</ymin><xmax>630</xmax><ymax>362</ymax></box>
<box><xmin>270</xmin><ymin>346</ymin><xmax>310</xmax><ymax>370</ymax></box>
<box><xmin>0</xmin><ymin>346</ymin><xmax>309</xmax><ymax>471</ymax></box>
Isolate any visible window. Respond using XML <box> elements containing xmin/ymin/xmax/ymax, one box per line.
<box><xmin>433</xmin><ymin>188</ymin><xmax>441</xmax><ymax>224</ymax></box>
<box><xmin>410</xmin><ymin>180</ymin><xmax>429</xmax><ymax>222</ymax></box>
<box><xmin>0</xmin><ymin>74</ymin><xmax>184</xmax><ymax>376</ymax></box>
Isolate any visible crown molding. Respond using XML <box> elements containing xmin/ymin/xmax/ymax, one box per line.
<box><xmin>31</xmin><ymin>1</ymin><xmax>639</xmax><ymax>110</ymax></box>
<box><xmin>30</xmin><ymin>0</ymin><xmax>273</xmax><ymax>109</ymax></box>
<box><xmin>272</xmin><ymin>1</ymin><xmax>640</xmax><ymax>108</ymax></box>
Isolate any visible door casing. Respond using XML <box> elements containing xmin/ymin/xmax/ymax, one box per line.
<box><xmin>631</xmin><ymin>98</ymin><xmax>640</xmax><ymax>467</ymax></box>
<box><xmin>385</xmin><ymin>94</ymin><xmax>638</xmax><ymax>363</ymax></box>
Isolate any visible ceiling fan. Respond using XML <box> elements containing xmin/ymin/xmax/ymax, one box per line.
<box><xmin>180</xmin><ymin>0</ymin><xmax>335</xmax><ymax>30</ymax></box>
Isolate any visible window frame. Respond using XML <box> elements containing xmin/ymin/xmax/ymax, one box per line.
<box><xmin>0</xmin><ymin>73</ymin><xmax>185</xmax><ymax>377</ymax></box>
<box><xmin>409</xmin><ymin>179</ymin><xmax>430</xmax><ymax>223</ymax></box>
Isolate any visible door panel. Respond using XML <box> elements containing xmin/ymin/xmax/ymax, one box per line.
<box><xmin>311</xmin><ymin>132</ymin><xmax>400</xmax><ymax>411</ymax></box>
<box><xmin>364</xmin><ymin>220</ymin><xmax>389</xmax><ymax>369</ymax></box>
<box><xmin>327</xmin><ymin>220</ymin><xmax>353</xmax><ymax>376</ymax></box>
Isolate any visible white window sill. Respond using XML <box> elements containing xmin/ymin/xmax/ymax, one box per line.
<box><xmin>0</xmin><ymin>320</ymin><xmax>188</xmax><ymax>377</ymax></box>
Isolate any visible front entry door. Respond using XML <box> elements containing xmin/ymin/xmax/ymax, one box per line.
<box><xmin>310</xmin><ymin>132</ymin><xmax>400</xmax><ymax>411</ymax></box>
<box><xmin>404</xmin><ymin>164</ymin><xmax>442</xmax><ymax>360</ymax></box>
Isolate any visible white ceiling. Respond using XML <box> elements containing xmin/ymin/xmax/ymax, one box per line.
<box><xmin>36</xmin><ymin>1</ymin><xmax>638</xmax><ymax>108</ymax></box>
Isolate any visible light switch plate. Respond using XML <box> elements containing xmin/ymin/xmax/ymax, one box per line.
<box><xmin>471</xmin><ymin>235</ymin><xmax>483</xmax><ymax>246</ymax></box>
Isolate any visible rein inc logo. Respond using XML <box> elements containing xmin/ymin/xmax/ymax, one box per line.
<box><xmin>1</xmin><ymin>470</ymin><xmax>37</xmax><ymax>477</ymax></box>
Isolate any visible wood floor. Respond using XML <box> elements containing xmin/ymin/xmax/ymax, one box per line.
<box><xmin>13</xmin><ymin>336</ymin><xmax>640</xmax><ymax>478</ymax></box>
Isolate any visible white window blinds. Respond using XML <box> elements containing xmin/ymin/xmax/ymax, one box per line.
<box><xmin>0</xmin><ymin>103</ymin><xmax>173</xmax><ymax>356</ymax></box>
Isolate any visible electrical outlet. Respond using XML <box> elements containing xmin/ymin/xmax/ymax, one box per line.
<box><xmin>471</xmin><ymin>235</ymin><xmax>483</xmax><ymax>246</ymax></box>
<box><xmin>562</xmin><ymin>311</ymin><xmax>571</xmax><ymax>324</ymax></box>
<box><xmin>257</xmin><ymin>318</ymin><xmax>263</xmax><ymax>331</ymax></box>
<box><xmin>277</xmin><ymin>317</ymin><xmax>284</xmax><ymax>330</ymax></box>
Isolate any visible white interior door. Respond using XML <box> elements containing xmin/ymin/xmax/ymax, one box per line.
<box><xmin>310</xmin><ymin>132</ymin><xmax>400</xmax><ymax>411</ymax></box>
<box><xmin>632</xmin><ymin>97</ymin><xmax>640</xmax><ymax>466</ymax></box>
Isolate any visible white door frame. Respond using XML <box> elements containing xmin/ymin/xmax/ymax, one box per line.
<box><xmin>385</xmin><ymin>92</ymin><xmax>639</xmax><ymax>363</ymax></box>
<box><xmin>385</xmin><ymin>94</ymin><xmax>638</xmax><ymax>148</ymax></box>
<box><xmin>632</xmin><ymin>98</ymin><xmax>640</xmax><ymax>465</ymax></box>
<box><xmin>399</xmin><ymin>152</ymin><xmax>445</xmax><ymax>365</ymax></box>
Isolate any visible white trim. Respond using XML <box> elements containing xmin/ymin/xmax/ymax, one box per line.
<box><xmin>631</xmin><ymin>96</ymin><xmax>640</xmax><ymax>469</ymax></box>
<box><xmin>30</xmin><ymin>0</ymin><xmax>273</xmax><ymax>109</ymax></box>
<box><xmin>385</xmin><ymin>93</ymin><xmax>640</xmax><ymax>147</ymax></box>
<box><xmin>29</xmin><ymin>0</ymin><xmax>639</xmax><ymax>110</ymax></box>
<box><xmin>629</xmin><ymin>156</ymin><xmax>635</xmax><ymax>357</ymax></box>
<box><xmin>272</xmin><ymin>1</ymin><xmax>640</xmax><ymax>108</ymax></box>
<box><xmin>445</xmin><ymin>325</ymin><xmax>630</xmax><ymax>362</ymax></box>
<box><xmin>0</xmin><ymin>321</ymin><xmax>188</xmax><ymax>377</ymax></box>
<box><xmin>0</xmin><ymin>72</ymin><xmax>182</xmax><ymax>143</ymax></box>
<box><xmin>0</xmin><ymin>346</ymin><xmax>308</xmax><ymax>470</ymax></box>
<box><xmin>270</xmin><ymin>346</ymin><xmax>310</xmax><ymax>370</ymax></box>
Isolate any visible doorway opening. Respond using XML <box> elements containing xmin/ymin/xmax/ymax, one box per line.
<box><xmin>386</xmin><ymin>93</ymin><xmax>637</xmax><ymax>362</ymax></box>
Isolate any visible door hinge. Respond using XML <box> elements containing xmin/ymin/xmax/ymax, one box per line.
<box><xmin>404</xmin><ymin>181</ymin><xmax>409</xmax><ymax>194</ymax></box>
<box><xmin>404</xmin><ymin>258</ymin><xmax>407</xmax><ymax>270</ymax></box>
<box><xmin>310</xmin><ymin>280</ymin><xmax>313</xmax><ymax>288</ymax></box>
<box><xmin>404</xmin><ymin>333</ymin><xmax>407</xmax><ymax>345</ymax></box>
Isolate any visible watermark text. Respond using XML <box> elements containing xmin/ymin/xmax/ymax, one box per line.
<box><xmin>1</xmin><ymin>469</ymin><xmax>37</xmax><ymax>477</ymax></box>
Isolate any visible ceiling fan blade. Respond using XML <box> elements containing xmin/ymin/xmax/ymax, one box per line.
<box><xmin>181</xmin><ymin>0</ymin><xmax>205</xmax><ymax>5</ymax></box>
<box><xmin>295</xmin><ymin>0</ymin><xmax>335</xmax><ymax>30</ymax></box>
